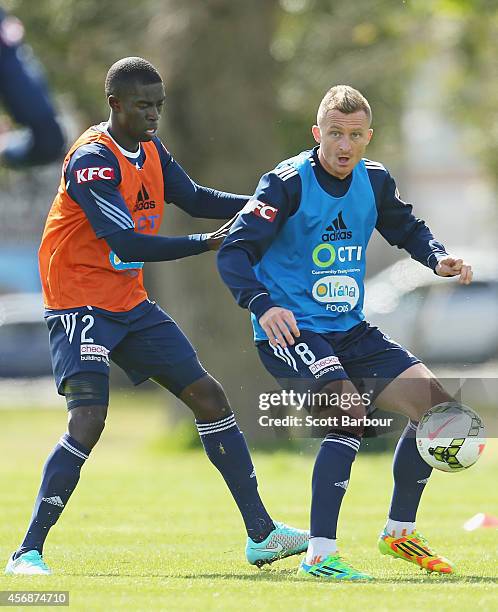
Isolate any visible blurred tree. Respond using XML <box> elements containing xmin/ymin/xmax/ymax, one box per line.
<box><xmin>272</xmin><ymin>0</ymin><xmax>431</xmax><ymax>167</ymax></box>
<box><xmin>428</xmin><ymin>0</ymin><xmax>498</xmax><ymax>183</ymax></box>
<box><xmin>5</xmin><ymin>0</ymin><xmax>153</xmax><ymax>120</ymax></box>
<box><xmin>272</xmin><ymin>0</ymin><xmax>497</xmax><ymax>180</ymax></box>
<box><xmin>145</xmin><ymin>0</ymin><xmax>282</xmax><ymax>437</ymax></box>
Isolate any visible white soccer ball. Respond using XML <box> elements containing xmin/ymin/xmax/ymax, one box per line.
<box><xmin>416</xmin><ymin>402</ymin><xmax>486</xmax><ymax>472</ymax></box>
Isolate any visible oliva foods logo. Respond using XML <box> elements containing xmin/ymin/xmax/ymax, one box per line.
<box><xmin>312</xmin><ymin>275</ymin><xmax>360</xmax><ymax>310</ymax></box>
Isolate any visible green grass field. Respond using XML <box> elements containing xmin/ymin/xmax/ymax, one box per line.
<box><xmin>1</xmin><ymin>391</ymin><xmax>497</xmax><ymax>611</ymax></box>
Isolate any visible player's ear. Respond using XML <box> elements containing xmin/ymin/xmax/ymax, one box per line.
<box><xmin>367</xmin><ymin>128</ymin><xmax>373</xmax><ymax>143</ymax></box>
<box><xmin>108</xmin><ymin>95</ymin><xmax>121</xmax><ymax>112</ymax></box>
<box><xmin>312</xmin><ymin>124</ymin><xmax>321</xmax><ymax>144</ymax></box>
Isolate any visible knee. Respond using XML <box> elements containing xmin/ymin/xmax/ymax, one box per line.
<box><xmin>68</xmin><ymin>405</ymin><xmax>107</xmax><ymax>450</ymax></box>
<box><xmin>180</xmin><ymin>375</ymin><xmax>232</xmax><ymax>421</ymax></box>
<box><xmin>317</xmin><ymin>380</ymin><xmax>368</xmax><ymax>419</ymax></box>
<box><xmin>404</xmin><ymin>406</ymin><xmax>426</xmax><ymax>423</ymax></box>
<box><xmin>317</xmin><ymin>380</ymin><xmax>368</xmax><ymax>437</ymax></box>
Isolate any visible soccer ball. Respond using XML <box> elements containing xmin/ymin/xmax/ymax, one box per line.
<box><xmin>416</xmin><ymin>402</ymin><xmax>486</xmax><ymax>472</ymax></box>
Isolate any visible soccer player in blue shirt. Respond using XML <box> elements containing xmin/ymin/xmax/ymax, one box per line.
<box><xmin>5</xmin><ymin>57</ymin><xmax>308</xmax><ymax>575</ymax></box>
<box><xmin>0</xmin><ymin>7</ymin><xmax>64</xmax><ymax>167</ymax></box>
<box><xmin>218</xmin><ymin>85</ymin><xmax>473</xmax><ymax>580</ymax></box>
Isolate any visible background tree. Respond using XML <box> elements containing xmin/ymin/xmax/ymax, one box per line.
<box><xmin>427</xmin><ymin>0</ymin><xmax>498</xmax><ymax>184</ymax></box>
<box><xmin>145</xmin><ymin>0</ymin><xmax>282</xmax><ymax>434</ymax></box>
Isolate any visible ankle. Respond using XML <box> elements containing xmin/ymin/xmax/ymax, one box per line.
<box><xmin>306</xmin><ymin>536</ymin><xmax>337</xmax><ymax>564</ymax></box>
<box><xmin>384</xmin><ymin>518</ymin><xmax>416</xmax><ymax>537</ymax></box>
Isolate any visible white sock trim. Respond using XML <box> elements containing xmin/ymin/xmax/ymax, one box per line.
<box><xmin>58</xmin><ymin>436</ymin><xmax>89</xmax><ymax>460</ymax></box>
<box><xmin>195</xmin><ymin>413</ymin><xmax>237</xmax><ymax>436</ymax></box>
<box><xmin>305</xmin><ymin>537</ymin><xmax>338</xmax><ymax>565</ymax></box>
<box><xmin>385</xmin><ymin>519</ymin><xmax>416</xmax><ymax>538</ymax></box>
<box><xmin>323</xmin><ymin>433</ymin><xmax>361</xmax><ymax>452</ymax></box>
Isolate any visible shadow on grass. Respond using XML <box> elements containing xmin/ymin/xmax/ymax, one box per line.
<box><xmin>66</xmin><ymin>570</ymin><xmax>498</xmax><ymax>584</ymax></box>
<box><xmin>146</xmin><ymin>421</ymin><xmax>302</xmax><ymax>455</ymax></box>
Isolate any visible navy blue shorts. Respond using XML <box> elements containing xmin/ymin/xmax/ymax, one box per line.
<box><xmin>45</xmin><ymin>299</ymin><xmax>206</xmax><ymax>397</ymax></box>
<box><xmin>257</xmin><ymin>321</ymin><xmax>420</xmax><ymax>402</ymax></box>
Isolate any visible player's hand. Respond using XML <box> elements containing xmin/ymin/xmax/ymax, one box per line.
<box><xmin>435</xmin><ymin>256</ymin><xmax>473</xmax><ymax>284</ymax></box>
<box><xmin>259</xmin><ymin>306</ymin><xmax>300</xmax><ymax>348</ymax></box>
<box><xmin>204</xmin><ymin>215</ymin><xmax>238</xmax><ymax>251</ymax></box>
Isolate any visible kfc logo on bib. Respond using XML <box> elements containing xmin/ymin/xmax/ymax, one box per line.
<box><xmin>75</xmin><ymin>166</ymin><xmax>115</xmax><ymax>183</ymax></box>
<box><xmin>245</xmin><ymin>199</ymin><xmax>278</xmax><ymax>222</ymax></box>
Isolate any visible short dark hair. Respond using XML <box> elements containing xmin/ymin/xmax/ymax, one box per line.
<box><xmin>105</xmin><ymin>57</ymin><xmax>162</xmax><ymax>98</ymax></box>
<box><xmin>317</xmin><ymin>85</ymin><xmax>372</xmax><ymax>125</ymax></box>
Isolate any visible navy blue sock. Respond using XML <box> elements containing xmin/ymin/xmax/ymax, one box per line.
<box><xmin>196</xmin><ymin>413</ymin><xmax>274</xmax><ymax>542</ymax></box>
<box><xmin>388</xmin><ymin>420</ymin><xmax>432</xmax><ymax>522</ymax></box>
<box><xmin>310</xmin><ymin>433</ymin><xmax>360</xmax><ymax>539</ymax></box>
<box><xmin>15</xmin><ymin>434</ymin><xmax>90</xmax><ymax>558</ymax></box>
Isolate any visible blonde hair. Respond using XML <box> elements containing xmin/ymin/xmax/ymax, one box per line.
<box><xmin>317</xmin><ymin>85</ymin><xmax>372</xmax><ymax>125</ymax></box>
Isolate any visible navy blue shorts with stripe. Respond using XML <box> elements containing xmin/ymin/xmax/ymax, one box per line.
<box><xmin>257</xmin><ymin>321</ymin><xmax>419</xmax><ymax>402</ymax></box>
<box><xmin>45</xmin><ymin>299</ymin><xmax>206</xmax><ymax>397</ymax></box>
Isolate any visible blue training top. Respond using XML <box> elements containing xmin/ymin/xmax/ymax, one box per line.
<box><xmin>251</xmin><ymin>151</ymin><xmax>377</xmax><ymax>339</ymax></box>
<box><xmin>218</xmin><ymin>147</ymin><xmax>448</xmax><ymax>341</ymax></box>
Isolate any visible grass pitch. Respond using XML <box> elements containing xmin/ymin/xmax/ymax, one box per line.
<box><xmin>1</xmin><ymin>391</ymin><xmax>497</xmax><ymax>611</ymax></box>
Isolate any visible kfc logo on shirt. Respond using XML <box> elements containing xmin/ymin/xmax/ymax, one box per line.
<box><xmin>246</xmin><ymin>199</ymin><xmax>279</xmax><ymax>222</ymax></box>
<box><xmin>75</xmin><ymin>167</ymin><xmax>115</xmax><ymax>183</ymax></box>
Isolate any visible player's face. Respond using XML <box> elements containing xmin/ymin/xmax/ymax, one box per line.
<box><xmin>113</xmin><ymin>82</ymin><xmax>166</xmax><ymax>144</ymax></box>
<box><xmin>312</xmin><ymin>110</ymin><xmax>373</xmax><ymax>179</ymax></box>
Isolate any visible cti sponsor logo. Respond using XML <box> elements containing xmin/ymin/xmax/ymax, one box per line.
<box><xmin>244</xmin><ymin>199</ymin><xmax>279</xmax><ymax>222</ymax></box>
<box><xmin>75</xmin><ymin>166</ymin><xmax>115</xmax><ymax>183</ymax></box>
<box><xmin>136</xmin><ymin>214</ymin><xmax>160</xmax><ymax>231</ymax></box>
<box><xmin>312</xmin><ymin>275</ymin><xmax>360</xmax><ymax>312</ymax></box>
<box><xmin>312</xmin><ymin>244</ymin><xmax>363</xmax><ymax>268</ymax></box>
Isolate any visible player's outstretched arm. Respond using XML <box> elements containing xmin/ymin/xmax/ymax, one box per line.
<box><xmin>107</xmin><ymin>216</ymin><xmax>239</xmax><ymax>259</ymax></box>
<box><xmin>435</xmin><ymin>256</ymin><xmax>473</xmax><ymax>284</ymax></box>
<box><xmin>105</xmin><ymin>229</ymin><xmax>211</xmax><ymax>262</ymax></box>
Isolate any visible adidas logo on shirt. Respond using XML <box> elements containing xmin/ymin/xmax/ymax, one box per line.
<box><xmin>322</xmin><ymin>211</ymin><xmax>352</xmax><ymax>241</ymax></box>
<box><xmin>41</xmin><ymin>496</ymin><xmax>65</xmax><ymax>508</ymax></box>
<box><xmin>133</xmin><ymin>183</ymin><xmax>156</xmax><ymax>211</ymax></box>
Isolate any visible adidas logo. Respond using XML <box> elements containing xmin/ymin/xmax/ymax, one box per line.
<box><xmin>417</xmin><ymin>478</ymin><xmax>429</xmax><ymax>485</ymax></box>
<box><xmin>249</xmin><ymin>469</ymin><xmax>256</xmax><ymax>479</ymax></box>
<box><xmin>322</xmin><ymin>211</ymin><xmax>352</xmax><ymax>241</ymax></box>
<box><xmin>334</xmin><ymin>479</ymin><xmax>349</xmax><ymax>490</ymax></box>
<box><xmin>326</xmin><ymin>211</ymin><xmax>347</xmax><ymax>231</ymax></box>
<box><xmin>133</xmin><ymin>183</ymin><xmax>156</xmax><ymax>212</ymax></box>
<box><xmin>42</xmin><ymin>496</ymin><xmax>64</xmax><ymax>508</ymax></box>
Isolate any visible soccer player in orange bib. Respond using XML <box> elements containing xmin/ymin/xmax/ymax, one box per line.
<box><xmin>6</xmin><ymin>57</ymin><xmax>308</xmax><ymax>575</ymax></box>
